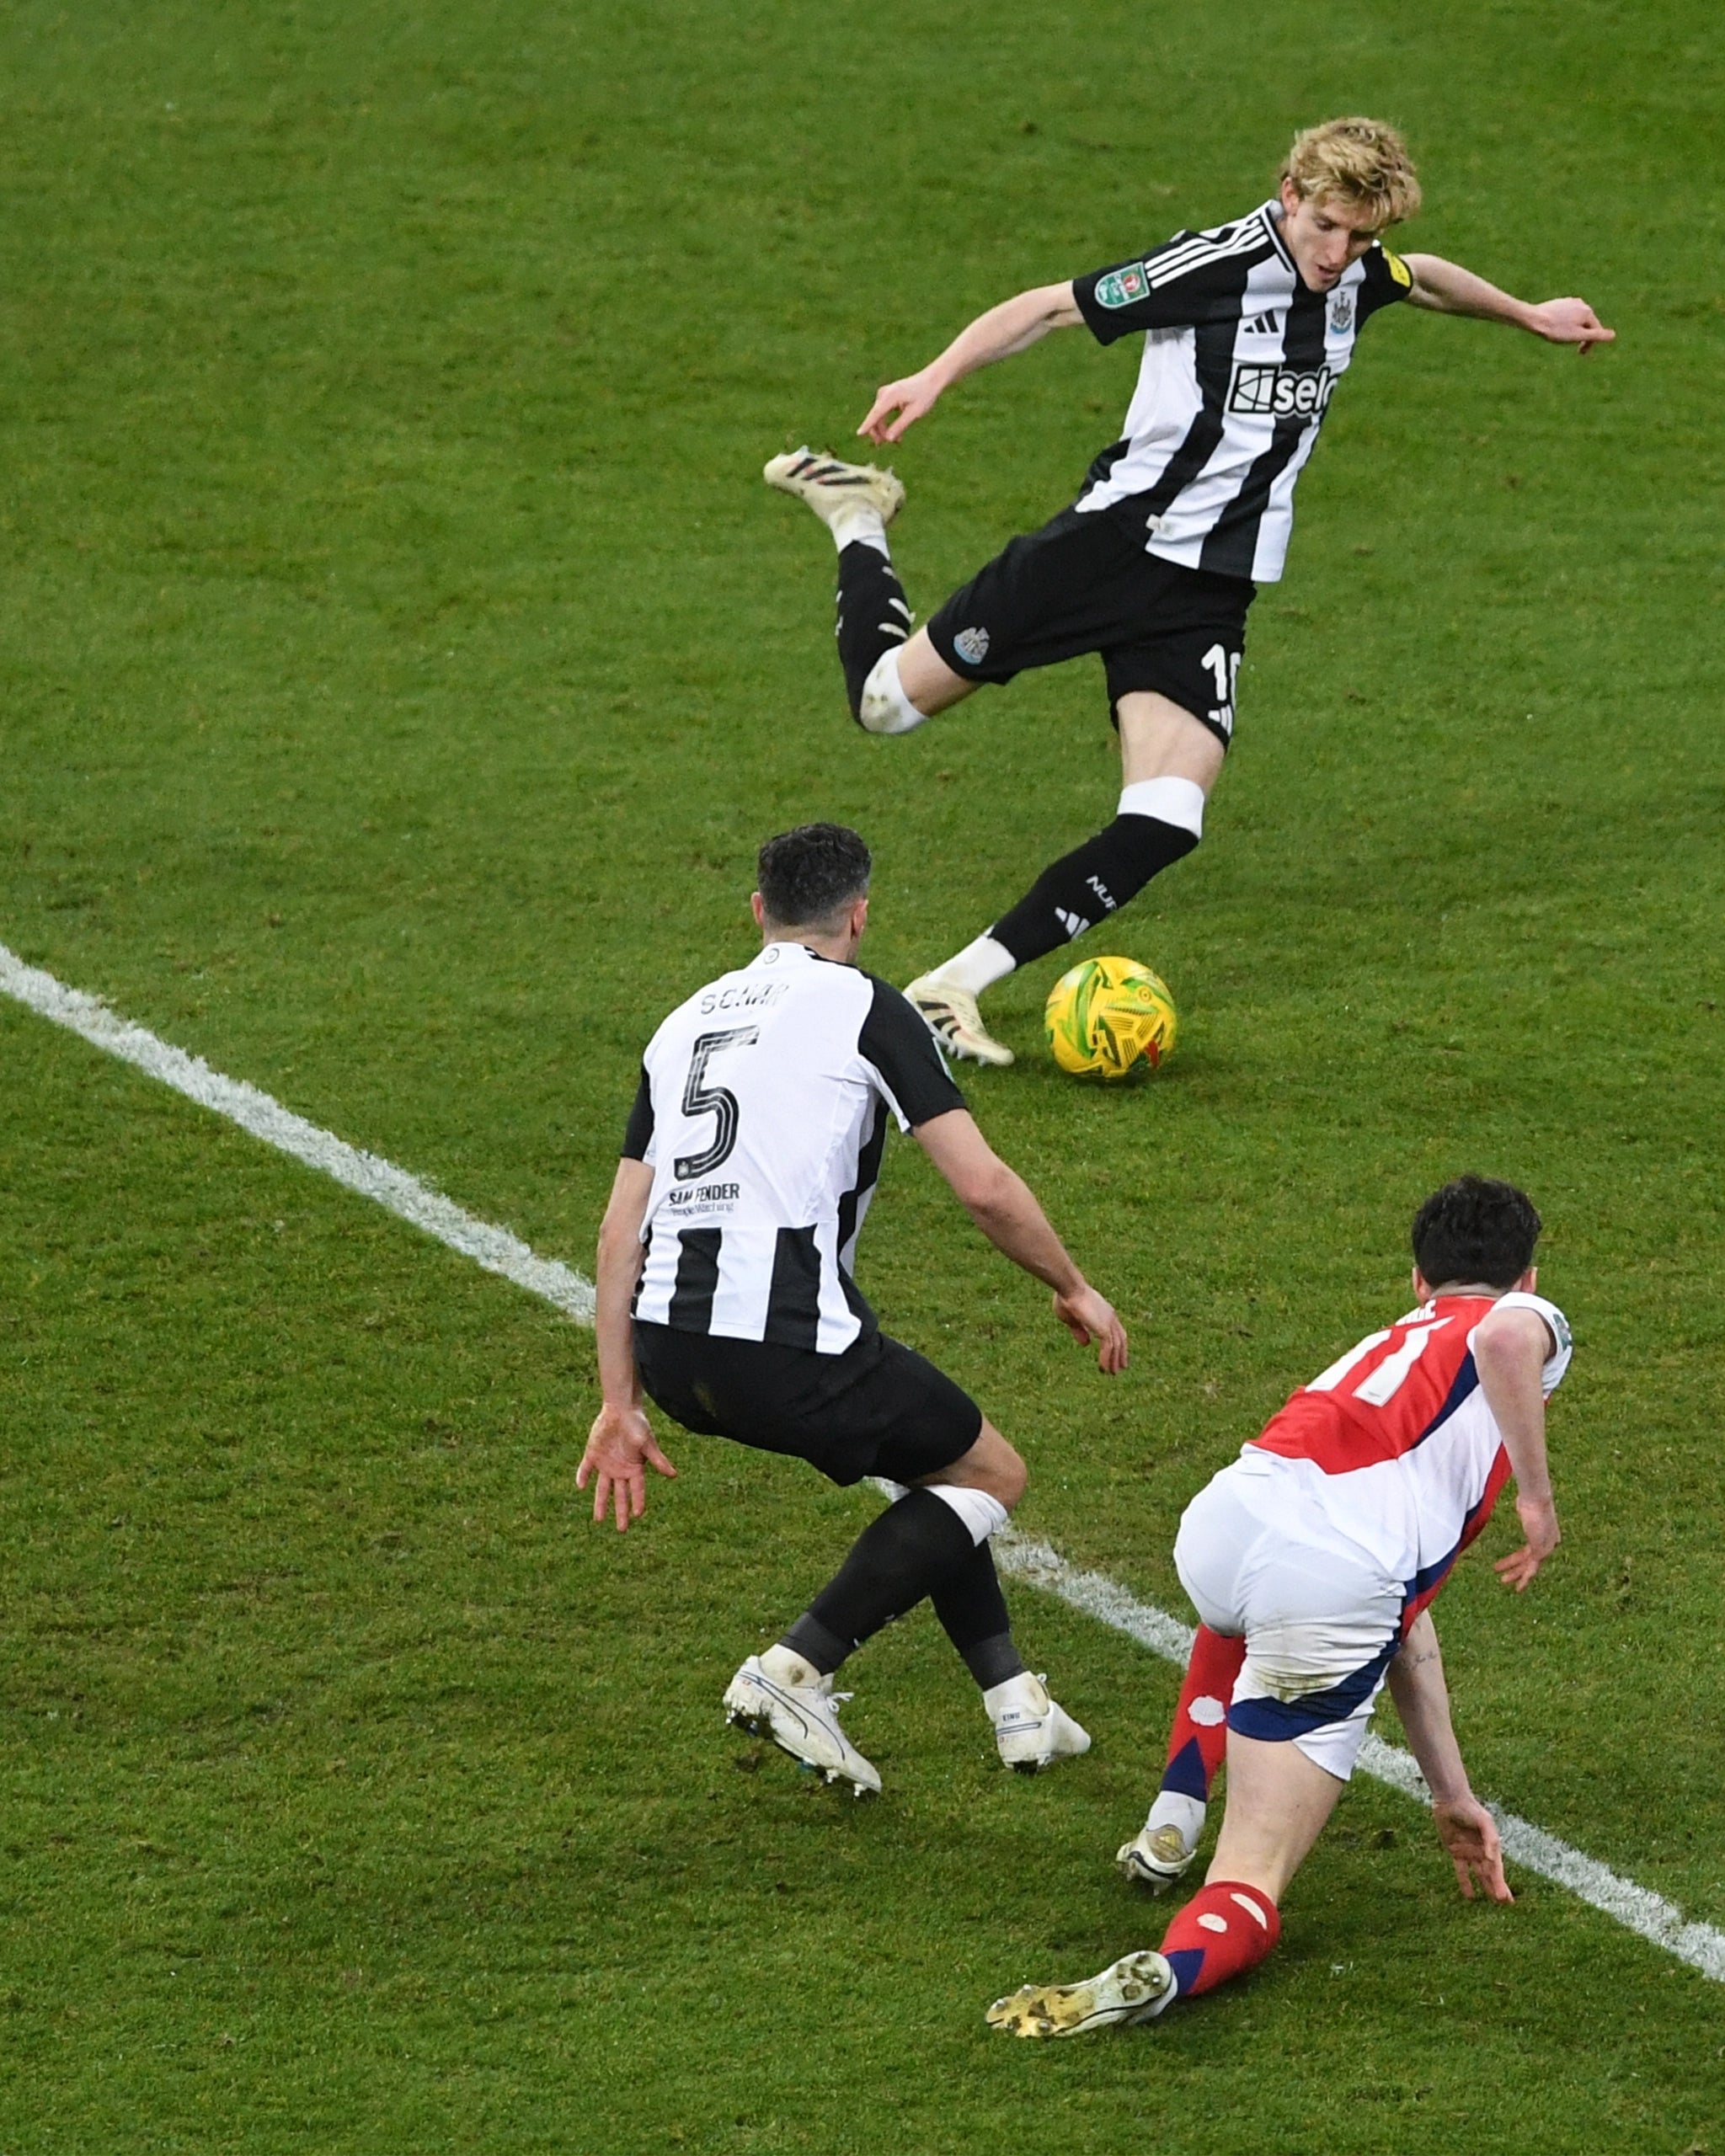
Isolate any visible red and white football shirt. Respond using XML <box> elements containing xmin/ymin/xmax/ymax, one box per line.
<box><xmin>1242</xmin><ymin>1291</ymin><xmax>1572</xmax><ymax>1630</ymax></box>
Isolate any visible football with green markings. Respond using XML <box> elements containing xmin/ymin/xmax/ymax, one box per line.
<box><xmin>1044</xmin><ymin>955</ymin><xmax>1178</xmax><ymax>1081</ymax></box>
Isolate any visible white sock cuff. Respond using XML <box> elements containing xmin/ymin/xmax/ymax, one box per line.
<box><xmin>858</xmin><ymin>648</ymin><xmax>929</xmax><ymax>736</ymax></box>
<box><xmin>1118</xmin><ymin>776</ymin><xmax>1206</xmax><ymax>838</ymax></box>
<box><xmin>830</xmin><ymin>504</ymin><xmax>889</xmax><ymax>556</ymax></box>
<box><xmin>926</xmin><ymin>1483</ymin><xmax>1010</xmax><ymax>1547</ymax></box>
<box><xmin>933</xmin><ymin>932</ymin><xmax>1017</xmax><ymax>997</ymax></box>
<box><xmin>1146</xmin><ymin>1790</ymin><xmax>1207</xmax><ymax>1846</ymax></box>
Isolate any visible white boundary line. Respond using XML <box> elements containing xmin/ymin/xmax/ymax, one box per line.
<box><xmin>3</xmin><ymin>938</ymin><xmax>1719</xmax><ymax>1983</ymax></box>
<box><xmin>0</xmin><ymin>942</ymin><xmax>593</xmax><ymax>1322</ymax></box>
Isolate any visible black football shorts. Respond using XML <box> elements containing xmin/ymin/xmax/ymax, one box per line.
<box><xmin>925</xmin><ymin>503</ymin><xmax>1256</xmax><ymax>749</ymax></box>
<box><xmin>633</xmin><ymin>1321</ymin><xmax>983</xmax><ymax>1488</ymax></box>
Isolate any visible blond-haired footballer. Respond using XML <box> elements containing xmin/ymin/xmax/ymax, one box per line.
<box><xmin>765</xmin><ymin>119</ymin><xmax>1613</xmax><ymax>1066</ymax></box>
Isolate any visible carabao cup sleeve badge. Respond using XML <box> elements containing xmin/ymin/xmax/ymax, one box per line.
<box><xmin>1094</xmin><ymin>262</ymin><xmax>1151</xmax><ymax>309</ymax></box>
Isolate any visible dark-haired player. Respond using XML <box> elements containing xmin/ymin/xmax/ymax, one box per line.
<box><xmin>765</xmin><ymin>119</ymin><xmax>1613</xmax><ymax>1065</ymax></box>
<box><xmin>988</xmin><ymin>1175</ymin><xmax>1571</xmax><ymax>2035</ymax></box>
<box><xmin>578</xmin><ymin>823</ymin><xmax>1128</xmax><ymax>1794</ymax></box>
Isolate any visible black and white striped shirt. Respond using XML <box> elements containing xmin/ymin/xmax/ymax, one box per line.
<box><xmin>622</xmin><ymin>942</ymin><xmax>966</xmax><ymax>1353</ymax></box>
<box><xmin>1071</xmin><ymin>200</ymin><xmax>1412</xmax><ymax>582</ymax></box>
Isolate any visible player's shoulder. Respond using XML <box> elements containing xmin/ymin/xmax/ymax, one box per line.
<box><xmin>855</xmin><ymin>969</ymin><xmax>937</xmax><ymax>1054</ymax></box>
<box><xmin>855</xmin><ymin>971</ymin><xmax>966</xmax><ymax>1114</ymax></box>
<box><xmin>1088</xmin><ymin>203</ymin><xmax>1274</xmax><ymax>307</ymax></box>
<box><xmin>1470</xmin><ymin>1290</ymin><xmax>1574</xmax><ymax>1391</ymax></box>
<box><xmin>1370</xmin><ymin>237</ymin><xmax>1414</xmax><ymax>288</ymax></box>
<box><xmin>1145</xmin><ymin>200</ymin><xmax>1279</xmax><ymax>272</ymax></box>
<box><xmin>856</xmin><ymin>967</ymin><xmax>917</xmax><ymax>1016</ymax></box>
<box><xmin>1350</xmin><ymin>238</ymin><xmax>1415</xmax><ymax>316</ymax></box>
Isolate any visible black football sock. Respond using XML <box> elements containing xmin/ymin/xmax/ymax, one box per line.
<box><xmin>836</xmin><ymin>540</ymin><xmax>912</xmax><ymax>719</ymax></box>
<box><xmin>776</xmin><ymin>1611</ymin><xmax>851</xmax><ymax>1677</ymax></box>
<box><xmin>787</xmin><ymin>1488</ymin><xmax>975</xmax><ymax>1668</ymax></box>
<box><xmin>930</xmin><ymin>1540</ymin><xmax>1026</xmax><ymax>1691</ymax></box>
<box><xmin>989</xmin><ymin>814</ymin><xmax>1199</xmax><ymax>966</ymax></box>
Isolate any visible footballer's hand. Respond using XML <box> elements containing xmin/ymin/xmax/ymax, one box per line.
<box><xmin>576</xmin><ymin>1401</ymin><xmax>677</xmax><ymax>1534</ymax></box>
<box><xmin>1494</xmin><ymin>1495</ymin><xmax>1560</xmax><ymax>1592</ymax></box>
<box><xmin>1433</xmin><ymin>1794</ymin><xmax>1514</xmax><ymax>1903</ymax></box>
<box><xmin>858</xmin><ymin>368</ymin><xmax>944</xmax><ymax>446</ymax></box>
<box><xmin>1052</xmin><ymin>1283</ymin><xmax>1129</xmax><ymax>1375</ymax></box>
<box><xmin>1527</xmin><ymin>296</ymin><xmax>1615</xmax><ymax>354</ymax></box>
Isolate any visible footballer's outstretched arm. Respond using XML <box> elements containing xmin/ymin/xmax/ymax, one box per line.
<box><xmin>576</xmin><ymin>1158</ymin><xmax>677</xmax><ymax>1534</ymax></box>
<box><xmin>858</xmin><ymin>282</ymin><xmax>1085</xmax><ymax>445</ymax></box>
<box><xmin>1400</xmin><ymin>253</ymin><xmax>1614</xmax><ymax>354</ymax></box>
<box><xmin>1386</xmin><ymin>1610</ymin><xmax>1513</xmax><ymax>1903</ymax></box>
<box><xmin>914</xmin><ymin>1107</ymin><xmax>1128</xmax><ymax>1373</ymax></box>
<box><xmin>1473</xmin><ymin>1300</ymin><xmax>1561</xmax><ymax>1589</ymax></box>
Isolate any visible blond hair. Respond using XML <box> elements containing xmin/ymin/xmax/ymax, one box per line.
<box><xmin>1280</xmin><ymin>117</ymin><xmax>1421</xmax><ymax>228</ymax></box>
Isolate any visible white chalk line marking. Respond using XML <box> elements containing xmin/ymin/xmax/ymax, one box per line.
<box><xmin>0</xmin><ymin>940</ymin><xmax>594</xmax><ymax>1323</ymax></box>
<box><xmin>4</xmin><ymin>938</ymin><xmax>1718</xmax><ymax>1982</ymax></box>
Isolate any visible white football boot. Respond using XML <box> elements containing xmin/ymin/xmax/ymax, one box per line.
<box><xmin>723</xmin><ymin>1649</ymin><xmax>881</xmax><ymax>1797</ymax></box>
<box><xmin>985</xmin><ymin>1672</ymin><xmax>1091</xmax><ymax>1773</ymax></box>
<box><xmin>986</xmin><ymin>1950</ymin><xmax>1177</xmax><ymax>2038</ymax></box>
<box><xmin>763</xmin><ymin>447</ymin><xmax>905</xmax><ymax>537</ymax></box>
<box><xmin>904</xmin><ymin>974</ymin><xmax>1015</xmax><ymax>1068</ymax></box>
<box><xmin>1117</xmin><ymin>1820</ymin><xmax>1201</xmax><ymax>1892</ymax></box>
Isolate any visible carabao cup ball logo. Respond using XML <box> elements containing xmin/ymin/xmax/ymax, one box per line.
<box><xmin>1044</xmin><ymin>955</ymin><xmax>1178</xmax><ymax>1081</ymax></box>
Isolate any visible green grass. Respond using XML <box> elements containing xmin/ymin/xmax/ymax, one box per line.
<box><xmin>3</xmin><ymin>0</ymin><xmax>1723</xmax><ymax>2148</ymax></box>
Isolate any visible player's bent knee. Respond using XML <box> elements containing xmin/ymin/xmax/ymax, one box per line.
<box><xmin>857</xmin><ymin>648</ymin><xmax>931</xmax><ymax>736</ymax></box>
<box><xmin>895</xmin><ymin>630</ymin><xmax>975</xmax><ymax>718</ymax></box>
<box><xmin>921</xmin><ymin>1421</ymin><xmax>1027</xmax><ymax>1511</ymax></box>
<box><xmin>973</xmin><ymin>1425</ymin><xmax>1028</xmax><ymax>1509</ymax></box>
<box><xmin>991</xmin><ymin>1449</ymin><xmax>1028</xmax><ymax>1510</ymax></box>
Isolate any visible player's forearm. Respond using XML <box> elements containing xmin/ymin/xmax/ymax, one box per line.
<box><xmin>960</xmin><ymin>1161</ymin><xmax>1087</xmax><ymax>1295</ymax></box>
<box><xmin>1386</xmin><ymin>1614</ymin><xmax>1472</xmax><ymax>1804</ymax></box>
<box><xmin>1402</xmin><ymin>253</ymin><xmax>1537</xmax><ymax>332</ymax></box>
<box><xmin>922</xmin><ymin>283</ymin><xmax>1081</xmax><ymax>392</ymax></box>
<box><xmin>594</xmin><ymin>1219</ymin><xmax>647</xmax><ymax>1407</ymax></box>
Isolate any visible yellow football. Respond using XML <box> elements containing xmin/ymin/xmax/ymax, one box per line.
<box><xmin>1044</xmin><ymin>955</ymin><xmax>1178</xmax><ymax>1081</ymax></box>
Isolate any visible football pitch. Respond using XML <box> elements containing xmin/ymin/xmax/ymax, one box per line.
<box><xmin>2</xmin><ymin>0</ymin><xmax>1722</xmax><ymax>2148</ymax></box>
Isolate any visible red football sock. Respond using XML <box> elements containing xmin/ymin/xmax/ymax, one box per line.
<box><xmin>1159</xmin><ymin>1879</ymin><xmax>1280</xmax><ymax>1999</ymax></box>
<box><xmin>1158</xmin><ymin>1625</ymin><xmax>1247</xmax><ymax>1801</ymax></box>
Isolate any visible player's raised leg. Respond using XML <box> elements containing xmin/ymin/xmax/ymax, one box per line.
<box><xmin>1119</xmin><ymin>1622</ymin><xmax>1246</xmax><ymax>1888</ymax></box>
<box><xmin>764</xmin><ymin>448</ymin><xmax>976</xmax><ymax>737</ymax></box>
<box><xmin>907</xmin><ymin>691</ymin><xmax>1223</xmax><ymax>1066</ymax></box>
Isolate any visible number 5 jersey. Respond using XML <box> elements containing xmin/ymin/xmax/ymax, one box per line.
<box><xmin>621</xmin><ymin>942</ymin><xmax>965</xmax><ymax>1353</ymax></box>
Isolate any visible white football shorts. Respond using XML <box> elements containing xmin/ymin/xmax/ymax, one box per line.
<box><xmin>1173</xmin><ymin>1453</ymin><xmax>1405</xmax><ymax>1780</ymax></box>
